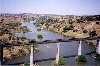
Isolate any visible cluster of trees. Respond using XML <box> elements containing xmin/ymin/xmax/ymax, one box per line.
<box><xmin>0</xmin><ymin>28</ymin><xmax>10</xmax><ymax>36</ymax></box>
<box><xmin>89</xmin><ymin>30</ymin><xmax>97</xmax><ymax>37</ymax></box>
<box><xmin>83</xmin><ymin>29</ymin><xmax>97</xmax><ymax>37</ymax></box>
<box><xmin>9</xmin><ymin>23</ymin><xmax>21</xmax><ymax>27</ymax></box>
<box><xmin>63</xmin><ymin>25</ymin><xmax>74</xmax><ymax>32</ymax></box>
<box><xmin>23</xmin><ymin>18</ymin><xmax>33</xmax><ymax>22</ymax></box>
<box><xmin>86</xmin><ymin>15</ymin><xmax>100</xmax><ymax>21</ymax></box>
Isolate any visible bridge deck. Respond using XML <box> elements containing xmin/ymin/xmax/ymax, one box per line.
<box><xmin>0</xmin><ymin>37</ymin><xmax>100</xmax><ymax>47</ymax></box>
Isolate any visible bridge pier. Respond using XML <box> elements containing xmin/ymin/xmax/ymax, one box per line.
<box><xmin>56</xmin><ymin>43</ymin><xmax>60</xmax><ymax>64</ymax></box>
<box><xmin>78</xmin><ymin>41</ymin><xmax>82</xmax><ymax>56</ymax></box>
<box><xmin>0</xmin><ymin>45</ymin><xmax>3</xmax><ymax>65</ymax></box>
<box><xmin>96</xmin><ymin>40</ymin><xmax>100</xmax><ymax>54</ymax></box>
<box><xmin>30</xmin><ymin>45</ymin><xmax>34</xmax><ymax>66</ymax></box>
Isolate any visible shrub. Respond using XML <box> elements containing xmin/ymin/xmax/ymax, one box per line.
<box><xmin>83</xmin><ymin>30</ymin><xmax>88</xmax><ymax>33</ymax></box>
<box><xmin>51</xmin><ymin>61</ymin><xmax>58</xmax><ymax>66</ymax></box>
<box><xmin>63</xmin><ymin>26</ymin><xmax>71</xmax><ymax>32</ymax></box>
<box><xmin>89</xmin><ymin>30</ymin><xmax>97</xmax><ymax>37</ymax></box>
<box><xmin>37</xmin><ymin>34</ymin><xmax>43</xmax><ymax>39</ymax></box>
<box><xmin>24</xmin><ymin>62</ymin><xmax>29</xmax><ymax>66</ymax></box>
<box><xmin>91</xmin><ymin>52</ymin><xmax>100</xmax><ymax>60</ymax></box>
<box><xmin>51</xmin><ymin>57</ymin><xmax>65</xmax><ymax>66</ymax></box>
<box><xmin>19</xmin><ymin>49</ymin><xmax>26</xmax><ymax>56</ymax></box>
<box><xmin>88</xmin><ymin>42</ymin><xmax>94</xmax><ymax>46</ymax></box>
<box><xmin>76</xmin><ymin>55</ymin><xmax>87</xmax><ymax>62</ymax></box>
<box><xmin>58</xmin><ymin>57</ymin><xmax>65</xmax><ymax>65</ymax></box>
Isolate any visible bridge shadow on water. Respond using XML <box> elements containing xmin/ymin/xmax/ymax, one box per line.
<box><xmin>3</xmin><ymin>52</ymin><xmax>94</xmax><ymax>65</ymax></box>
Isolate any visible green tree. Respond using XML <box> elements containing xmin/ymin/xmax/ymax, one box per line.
<box><xmin>76</xmin><ymin>55</ymin><xmax>87</xmax><ymax>62</ymax></box>
<box><xmin>37</xmin><ymin>34</ymin><xmax>43</xmax><ymax>39</ymax></box>
<box><xmin>58</xmin><ymin>57</ymin><xmax>65</xmax><ymax>65</ymax></box>
<box><xmin>83</xmin><ymin>30</ymin><xmax>88</xmax><ymax>33</ymax></box>
<box><xmin>89</xmin><ymin>30</ymin><xmax>97</xmax><ymax>37</ymax></box>
<box><xmin>69</xmin><ymin>19</ymin><xmax>73</xmax><ymax>24</ymax></box>
<box><xmin>69</xmin><ymin>24</ymin><xmax>74</xmax><ymax>29</ymax></box>
<box><xmin>9</xmin><ymin>33</ymin><xmax>15</xmax><ymax>43</ymax></box>
<box><xmin>51</xmin><ymin>57</ymin><xmax>65</xmax><ymax>66</ymax></box>
<box><xmin>63</xmin><ymin>26</ymin><xmax>71</xmax><ymax>32</ymax></box>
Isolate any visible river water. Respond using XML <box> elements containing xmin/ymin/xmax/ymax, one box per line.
<box><xmin>4</xmin><ymin>21</ymin><xmax>100</xmax><ymax>66</ymax></box>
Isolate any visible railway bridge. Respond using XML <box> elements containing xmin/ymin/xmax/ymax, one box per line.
<box><xmin>0</xmin><ymin>36</ymin><xmax>100</xmax><ymax>66</ymax></box>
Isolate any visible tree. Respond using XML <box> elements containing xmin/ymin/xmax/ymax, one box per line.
<box><xmin>0</xmin><ymin>29</ymin><xmax>4</xmax><ymax>36</ymax></box>
<box><xmin>9</xmin><ymin>33</ymin><xmax>15</xmax><ymax>43</ymax></box>
<box><xmin>69</xmin><ymin>19</ymin><xmax>73</xmax><ymax>24</ymax></box>
<box><xmin>69</xmin><ymin>24</ymin><xmax>74</xmax><ymax>29</ymax></box>
<box><xmin>1</xmin><ymin>19</ymin><xmax>4</xmax><ymax>22</ymax></box>
<box><xmin>51</xmin><ymin>57</ymin><xmax>65</xmax><ymax>66</ymax></box>
<box><xmin>63</xmin><ymin>26</ymin><xmax>70</xmax><ymax>32</ymax></box>
<box><xmin>89</xmin><ymin>30</ymin><xmax>97</xmax><ymax>37</ymax></box>
<box><xmin>76</xmin><ymin>55</ymin><xmax>87</xmax><ymax>62</ymax></box>
<box><xmin>91</xmin><ymin>51</ymin><xmax>100</xmax><ymax>60</ymax></box>
<box><xmin>83</xmin><ymin>30</ymin><xmax>88</xmax><ymax>33</ymax></box>
<box><xmin>18</xmin><ymin>49</ymin><xmax>26</xmax><ymax>56</ymax></box>
<box><xmin>58</xmin><ymin>57</ymin><xmax>65</xmax><ymax>65</ymax></box>
<box><xmin>88</xmin><ymin>42</ymin><xmax>94</xmax><ymax>46</ymax></box>
<box><xmin>29</xmin><ymin>39</ymin><xmax>36</xmax><ymax>43</ymax></box>
<box><xmin>37</xmin><ymin>34</ymin><xmax>43</xmax><ymax>39</ymax></box>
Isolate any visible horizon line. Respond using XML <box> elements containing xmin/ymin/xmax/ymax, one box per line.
<box><xmin>0</xmin><ymin>13</ymin><xmax>100</xmax><ymax>16</ymax></box>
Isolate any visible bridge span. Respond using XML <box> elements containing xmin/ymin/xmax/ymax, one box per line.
<box><xmin>0</xmin><ymin>36</ymin><xmax>100</xmax><ymax>66</ymax></box>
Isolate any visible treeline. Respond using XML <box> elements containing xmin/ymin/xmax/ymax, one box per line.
<box><xmin>85</xmin><ymin>15</ymin><xmax>100</xmax><ymax>21</ymax></box>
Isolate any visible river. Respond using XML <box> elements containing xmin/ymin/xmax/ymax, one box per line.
<box><xmin>3</xmin><ymin>21</ymin><xmax>100</xmax><ymax>66</ymax></box>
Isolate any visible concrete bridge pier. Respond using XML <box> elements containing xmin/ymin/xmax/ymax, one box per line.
<box><xmin>56</xmin><ymin>43</ymin><xmax>60</xmax><ymax>64</ymax></box>
<box><xmin>0</xmin><ymin>45</ymin><xmax>3</xmax><ymax>65</ymax></box>
<box><xmin>96</xmin><ymin>40</ymin><xmax>100</xmax><ymax>54</ymax></box>
<box><xmin>30</xmin><ymin>45</ymin><xmax>34</xmax><ymax>66</ymax></box>
<box><xmin>78</xmin><ymin>41</ymin><xmax>82</xmax><ymax>56</ymax></box>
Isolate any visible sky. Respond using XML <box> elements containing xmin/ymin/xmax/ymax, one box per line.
<box><xmin>0</xmin><ymin>0</ymin><xmax>100</xmax><ymax>15</ymax></box>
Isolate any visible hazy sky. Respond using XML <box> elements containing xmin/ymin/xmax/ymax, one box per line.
<box><xmin>0</xmin><ymin>0</ymin><xmax>100</xmax><ymax>15</ymax></box>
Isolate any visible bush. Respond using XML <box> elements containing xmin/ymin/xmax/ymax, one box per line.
<box><xmin>69</xmin><ymin>24</ymin><xmax>74</xmax><ymax>29</ymax></box>
<box><xmin>0</xmin><ymin>40</ymin><xmax>3</xmax><ymax>43</ymax></box>
<box><xmin>83</xmin><ymin>30</ymin><xmax>88</xmax><ymax>33</ymax></box>
<box><xmin>3</xmin><ymin>57</ymin><xmax>8</xmax><ymax>61</ymax></box>
<box><xmin>37</xmin><ymin>34</ymin><xmax>43</xmax><ymax>39</ymax></box>
<box><xmin>11</xmin><ymin>54</ymin><xmax>17</xmax><ymax>58</ymax></box>
<box><xmin>76</xmin><ymin>55</ymin><xmax>87</xmax><ymax>62</ymax></box>
<box><xmin>89</xmin><ymin>30</ymin><xmax>97</xmax><ymax>37</ymax></box>
<box><xmin>51</xmin><ymin>61</ymin><xmax>58</xmax><ymax>66</ymax></box>
<box><xmin>95</xmin><ymin>54</ymin><xmax>100</xmax><ymax>60</ymax></box>
<box><xmin>29</xmin><ymin>39</ymin><xmax>36</xmax><ymax>43</ymax></box>
<box><xmin>63</xmin><ymin>26</ymin><xmax>71</xmax><ymax>32</ymax></box>
<box><xmin>19</xmin><ymin>49</ymin><xmax>26</xmax><ymax>56</ymax></box>
<box><xmin>58</xmin><ymin>57</ymin><xmax>65</xmax><ymax>65</ymax></box>
<box><xmin>51</xmin><ymin>57</ymin><xmax>65</xmax><ymax>66</ymax></box>
<box><xmin>88</xmin><ymin>42</ymin><xmax>94</xmax><ymax>46</ymax></box>
<box><xmin>91</xmin><ymin>52</ymin><xmax>100</xmax><ymax>60</ymax></box>
<box><xmin>24</xmin><ymin>62</ymin><xmax>30</xmax><ymax>66</ymax></box>
<box><xmin>37</xmin><ymin>28</ymin><xmax>41</xmax><ymax>31</ymax></box>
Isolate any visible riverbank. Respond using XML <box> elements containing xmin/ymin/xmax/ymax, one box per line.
<box><xmin>35</xmin><ymin>20</ymin><xmax>100</xmax><ymax>38</ymax></box>
<box><xmin>34</xmin><ymin>20</ymin><xmax>100</xmax><ymax>48</ymax></box>
<box><xmin>0</xmin><ymin>19</ymin><xmax>32</xmax><ymax>62</ymax></box>
<box><xmin>3</xmin><ymin>46</ymin><xmax>30</xmax><ymax>61</ymax></box>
